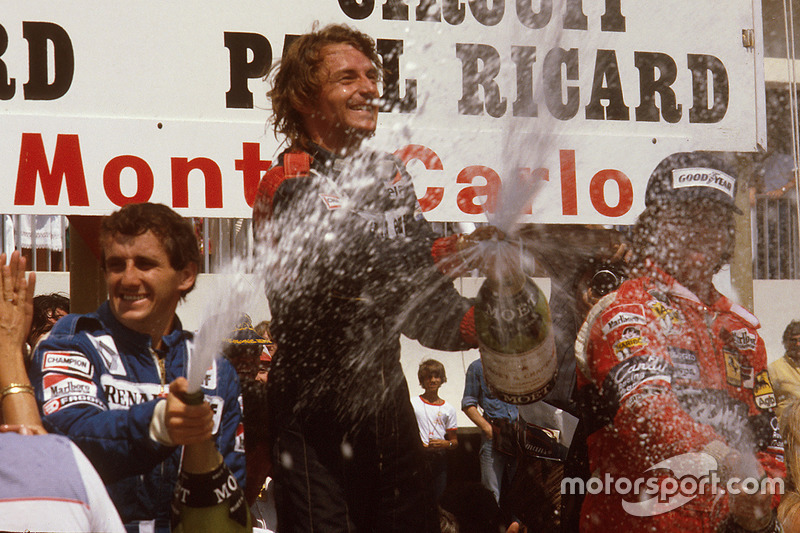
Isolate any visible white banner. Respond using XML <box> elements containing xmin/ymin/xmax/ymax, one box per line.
<box><xmin>0</xmin><ymin>0</ymin><xmax>765</xmax><ymax>223</ymax></box>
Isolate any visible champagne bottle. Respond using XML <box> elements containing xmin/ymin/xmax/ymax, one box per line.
<box><xmin>475</xmin><ymin>266</ymin><xmax>557</xmax><ymax>404</ymax></box>
<box><xmin>170</xmin><ymin>390</ymin><xmax>252</xmax><ymax>533</ymax></box>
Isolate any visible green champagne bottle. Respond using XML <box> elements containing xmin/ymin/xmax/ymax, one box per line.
<box><xmin>475</xmin><ymin>267</ymin><xmax>557</xmax><ymax>404</ymax></box>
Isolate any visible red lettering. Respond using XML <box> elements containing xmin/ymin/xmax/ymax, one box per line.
<box><xmin>517</xmin><ymin>167</ymin><xmax>549</xmax><ymax>214</ymax></box>
<box><xmin>15</xmin><ymin>133</ymin><xmax>89</xmax><ymax>206</ymax></box>
<box><xmin>559</xmin><ymin>149</ymin><xmax>577</xmax><ymax>216</ymax></box>
<box><xmin>171</xmin><ymin>157</ymin><xmax>223</xmax><ymax>208</ymax></box>
<box><xmin>394</xmin><ymin>144</ymin><xmax>444</xmax><ymax>212</ymax></box>
<box><xmin>103</xmin><ymin>155</ymin><xmax>154</xmax><ymax>206</ymax></box>
<box><xmin>235</xmin><ymin>142</ymin><xmax>271</xmax><ymax>207</ymax></box>
<box><xmin>456</xmin><ymin>165</ymin><xmax>500</xmax><ymax>214</ymax></box>
<box><xmin>589</xmin><ymin>169</ymin><xmax>633</xmax><ymax>217</ymax></box>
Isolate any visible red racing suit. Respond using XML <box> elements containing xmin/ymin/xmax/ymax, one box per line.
<box><xmin>575</xmin><ymin>266</ymin><xmax>784</xmax><ymax>532</ymax></box>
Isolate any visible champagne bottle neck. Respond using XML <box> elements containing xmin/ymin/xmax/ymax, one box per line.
<box><xmin>486</xmin><ymin>265</ymin><xmax>526</xmax><ymax>295</ymax></box>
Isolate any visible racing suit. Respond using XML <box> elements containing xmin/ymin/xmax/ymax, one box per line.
<box><xmin>575</xmin><ymin>265</ymin><xmax>784</xmax><ymax>532</ymax></box>
<box><xmin>28</xmin><ymin>302</ymin><xmax>246</xmax><ymax>533</ymax></box>
<box><xmin>252</xmin><ymin>144</ymin><xmax>477</xmax><ymax>533</ymax></box>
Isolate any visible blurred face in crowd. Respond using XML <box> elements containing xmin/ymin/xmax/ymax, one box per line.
<box><xmin>654</xmin><ymin>200</ymin><xmax>733</xmax><ymax>293</ymax></box>
<box><xmin>103</xmin><ymin>230</ymin><xmax>197</xmax><ymax>344</ymax></box>
<box><xmin>301</xmin><ymin>43</ymin><xmax>380</xmax><ymax>153</ymax></box>
<box><xmin>786</xmin><ymin>333</ymin><xmax>800</xmax><ymax>361</ymax></box>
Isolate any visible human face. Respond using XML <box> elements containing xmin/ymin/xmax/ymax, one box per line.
<box><xmin>786</xmin><ymin>334</ymin><xmax>800</xmax><ymax>360</ymax></box>
<box><xmin>656</xmin><ymin>201</ymin><xmax>732</xmax><ymax>293</ymax></box>
<box><xmin>301</xmin><ymin>43</ymin><xmax>379</xmax><ymax>153</ymax></box>
<box><xmin>103</xmin><ymin>231</ymin><xmax>197</xmax><ymax>344</ymax></box>
<box><xmin>422</xmin><ymin>373</ymin><xmax>443</xmax><ymax>395</ymax></box>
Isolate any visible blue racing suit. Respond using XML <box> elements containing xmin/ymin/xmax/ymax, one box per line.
<box><xmin>28</xmin><ymin>301</ymin><xmax>246</xmax><ymax>533</ymax></box>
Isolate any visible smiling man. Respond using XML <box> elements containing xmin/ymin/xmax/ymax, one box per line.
<box><xmin>252</xmin><ymin>24</ymin><xmax>485</xmax><ymax>533</ymax></box>
<box><xmin>28</xmin><ymin>202</ymin><xmax>246</xmax><ymax>533</ymax></box>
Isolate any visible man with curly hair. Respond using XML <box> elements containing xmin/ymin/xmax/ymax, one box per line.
<box><xmin>252</xmin><ymin>23</ymin><xmax>487</xmax><ymax>533</ymax></box>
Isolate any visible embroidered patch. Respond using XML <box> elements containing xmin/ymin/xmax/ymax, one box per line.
<box><xmin>668</xmin><ymin>347</ymin><xmax>700</xmax><ymax>381</ymax></box>
<box><xmin>42</xmin><ymin>374</ymin><xmax>97</xmax><ymax>401</ymax></box>
<box><xmin>723</xmin><ymin>349</ymin><xmax>741</xmax><ymax>387</ymax></box>
<box><xmin>754</xmin><ymin>370</ymin><xmax>777</xmax><ymax>410</ymax></box>
<box><xmin>319</xmin><ymin>194</ymin><xmax>342</xmax><ymax>210</ymax></box>
<box><xmin>42</xmin><ymin>351</ymin><xmax>93</xmax><ymax>379</ymax></box>
<box><xmin>601</xmin><ymin>304</ymin><xmax>647</xmax><ymax>335</ymax></box>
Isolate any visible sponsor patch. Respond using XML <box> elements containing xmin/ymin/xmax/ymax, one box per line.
<box><xmin>612</xmin><ymin>326</ymin><xmax>647</xmax><ymax>358</ymax></box>
<box><xmin>201</xmin><ymin>359</ymin><xmax>218</xmax><ymax>390</ymax></box>
<box><xmin>603</xmin><ymin>355</ymin><xmax>672</xmax><ymax>406</ymax></box>
<box><xmin>668</xmin><ymin>347</ymin><xmax>700</xmax><ymax>381</ymax></box>
<box><xmin>754</xmin><ymin>370</ymin><xmax>777</xmax><ymax>410</ymax></box>
<box><xmin>101</xmin><ymin>375</ymin><xmax>162</xmax><ymax>409</ymax></box>
<box><xmin>43</xmin><ymin>394</ymin><xmax>106</xmax><ymax>415</ymax></box>
<box><xmin>671</xmin><ymin>167</ymin><xmax>735</xmax><ymax>199</ymax></box>
<box><xmin>42</xmin><ymin>374</ymin><xmax>97</xmax><ymax>401</ymax></box>
<box><xmin>741</xmin><ymin>366</ymin><xmax>755</xmax><ymax>389</ymax></box>
<box><xmin>86</xmin><ymin>334</ymin><xmax>126</xmax><ymax>376</ymax></box>
<box><xmin>42</xmin><ymin>351</ymin><xmax>93</xmax><ymax>378</ymax></box>
<box><xmin>207</xmin><ymin>396</ymin><xmax>224</xmax><ymax>435</ymax></box>
<box><xmin>235</xmin><ymin>423</ymin><xmax>245</xmax><ymax>453</ymax></box>
<box><xmin>729</xmin><ymin>328</ymin><xmax>757</xmax><ymax>352</ymax></box>
<box><xmin>601</xmin><ymin>304</ymin><xmax>647</xmax><ymax>335</ymax></box>
<box><xmin>723</xmin><ymin>349</ymin><xmax>741</xmax><ymax>387</ymax></box>
<box><xmin>648</xmin><ymin>300</ymin><xmax>681</xmax><ymax>332</ymax></box>
<box><xmin>319</xmin><ymin>193</ymin><xmax>342</xmax><ymax>210</ymax></box>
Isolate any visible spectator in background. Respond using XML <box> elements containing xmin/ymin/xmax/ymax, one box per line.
<box><xmin>26</xmin><ymin>292</ymin><xmax>70</xmax><ymax>356</ymax></box>
<box><xmin>0</xmin><ymin>250</ymin><xmax>125</xmax><ymax>533</ymax></box>
<box><xmin>412</xmin><ymin>358</ymin><xmax>459</xmax><ymax>501</ymax></box>
<box><xmin>462</xmin><ymin>358</ymin><xmax>519</xmax><ymax>505</ymax></box>
<box><xmin>222</xmin><ymin>314</ymin><xmax>273</xmax><ymax>506</ymax></box>
<box><xmin>28</xmin><ymin>202</ymin><xmax>246</xmax><ymax>533</ymax></box>
<box><xmin>769</xmin><ymin>320</ymin><xmax>800</xmax><ymax>419</ymax></box>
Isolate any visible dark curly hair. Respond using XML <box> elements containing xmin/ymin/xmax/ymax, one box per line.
<box><xmin>267</xmin><ymin>23</ymin><xmax>382</xmax><ymax>149</ymax></box>
<box><xmin>99</xmin><ymin>203</ymin><xmax>200</xmax><ymax>297</ymax></box>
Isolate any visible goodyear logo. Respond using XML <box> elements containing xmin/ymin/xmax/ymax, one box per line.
<box><xmin>672</xmin><ymin>167</ymin><xmax>735</xmax><ymax>199</ymax></box>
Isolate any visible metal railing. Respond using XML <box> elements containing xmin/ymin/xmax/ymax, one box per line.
<box><xmin>4</xmin><ymin>211</ymin><xmax>798</xmax><ymax>280</ymax></box>
<box><xmin>752</xmin><ymin>195</ymin><xmax>800</xmax><ymax>279</ymax></box>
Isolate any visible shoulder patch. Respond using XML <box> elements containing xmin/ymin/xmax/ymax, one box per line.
<box><xmin>42</xmin><ymin>351</ymin><xmax>93</xmax><ymax>379</ymax></box>
<box><xmin>86</xmin><ymin>334</ymin><xmax>126</xmax><ymax>376</ymax></box>
<box><xmin>600</xmin><ymin>304</ymin><xmax>647</xmax><ymax>335</ymax></box>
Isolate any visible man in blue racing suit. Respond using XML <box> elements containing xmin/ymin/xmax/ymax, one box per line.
<box><xmin>28</xmin><ymin>203</ymin><xmax>246</xmax><ymax>533</ymax></box>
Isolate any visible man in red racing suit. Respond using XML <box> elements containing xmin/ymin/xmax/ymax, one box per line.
<box><xmin>576</xmin><ymin>152</ymin><xmax>784</xmax><ymax>533</ymax></box>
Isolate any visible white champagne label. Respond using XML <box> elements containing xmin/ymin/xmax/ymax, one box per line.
<box><xmin>479</xmin><ymin>327</ymin><xmax>557</xmax><ymax>399</ymax></box>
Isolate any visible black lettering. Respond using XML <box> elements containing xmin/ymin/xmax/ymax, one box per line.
<box><xmin>383</xmin><ymin>0</ymin><xmax>409</xmax><ymax>20</ymax></box>
<box><xmin>516</xmin><ymin>0</ymin><xmax>552</xmax><ymax>29</ymax></box>
<box><xmin>585</xmin><ymin>49</ymin><xmax>629</xmax><ymax>120</ymax></box>
<box><xmin>456</xmin><ymin>43</ymin><xmax>506</xmax><ymax>117</ymax></box>
<box><xmin>22</xmin><ymin>21</ymin><xmax>74</xmax><ymax>100</ymax></box>
<box><xmin>417</xmin><ymin>0</ymin><xmax>442</xmax><ymax>20</ymax></box>
<box><xmin>377</xmin><ymin>39</ymin><xmax>416</xmax><ymax>112</ymax></box>
<box><xmin>511</xmin><ymin>46</ymin><xmax>537</xmax><ymax>117</ymax></box>
<box><xmin>563</xmin><ymin>0</ymin><xmax>588</xmax><ymax>30</ymax></box>
<box><xmin>0</xmin><ymin>24</ymin><xmax>15</xmax><ymax>100</ymax></box>
<box><xmin>543</xmin><ymin>47</ymin><xmax>579</xmax><ymax>120</ymax></box>
<box><xmin>339</xmin><ymin>0</ymin><xmax>375</xmax><ymax>19</ymax></box>
<box><xmin>469</xmin><ymin>0</ymin><xmax>504</xmax><ymax>26</ymax></box>
<box><xmin>688</xmin><ymin>54</ymin><xmax>728</xmax><ymax>123</ymax></box>
<box><xmin>224</xmin><ymin>32</ymin><xmax>272</xmax><ymax>109</ymax></box>
<box><xmin>281</xmin><ymin>34</ymin><xmax>302</xmax><ymax>61</ymax></box>
<box><xmin>444</xmin><ymin>0</ymin><xmax>467</xmax><ymax>24</ymax></box>
<box><xmin>600</xmin><ymin>0</ymin><xmax>625</xmax><ymax>32</ymax></box>
<box><xmin>635</xmin><ymin>51</ymin><xmax>681</xmax><ymax>123</ymax></box>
